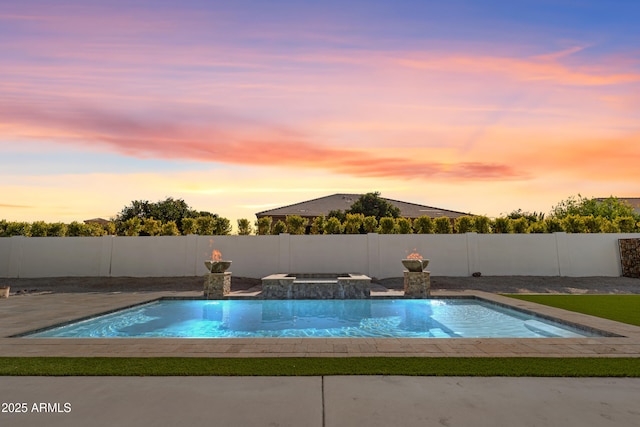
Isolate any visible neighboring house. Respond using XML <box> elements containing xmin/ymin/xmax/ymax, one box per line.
<box><xmin>84</xmin><ymin>218</ymin><xmax>111</xmax><ymax>225</ymax></box>
<box><xmin>595</xmin><ymin>197</ymin><xmax>640</xmax><ymax>215</ymax></box>
<box><xmin>255</xmin><ymin>193</ymin><xmax>474</xmax><ymax>226</ymax></box>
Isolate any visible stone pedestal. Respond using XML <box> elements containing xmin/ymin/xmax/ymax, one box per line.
<box><xmin>403</xmin><ymin>271</ymin><xmax>430</xmax><ymax>298</ymax></box>
<box><xmin>203</xmin><ymin>272</ymin><xmax>231</xmax><ymax>299</ymax></box>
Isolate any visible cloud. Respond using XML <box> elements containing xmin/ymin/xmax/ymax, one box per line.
<box><xmin>398</xmin><ymin>49</ymin><xmax>640</xmax><ymax>86</ymax></box>
<box><xmin>0</xmin><ymin>98</ymin><xmax>523</xmax><ymax>181</ymax></box>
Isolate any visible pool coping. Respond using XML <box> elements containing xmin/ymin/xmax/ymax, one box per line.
<box><xmin>1</xmin><ymin>290</ymin><xmax>640</xmax><ymax>358</ymax></box>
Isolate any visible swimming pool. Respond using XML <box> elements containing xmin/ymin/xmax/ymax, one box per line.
<box><xmin>24</xmin><ymin>298</ymin><xmax>602</xmax><ymax>338</ymax></box>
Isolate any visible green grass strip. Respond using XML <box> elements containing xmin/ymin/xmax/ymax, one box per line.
<box><xmin>503</xmin><ymin>294</ymin><xmax>640</xmax><ymax>327</ymax></box>
<box><xmin>1</xmin><ymin>357</ymin><xmax>639</xmax><ymax>377</ymax></box>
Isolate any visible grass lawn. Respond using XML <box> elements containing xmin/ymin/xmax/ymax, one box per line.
<box><xmin>503</xmin><ymin>294</ymin><xmax>640</xmax><ymax>327</ymax></box>
<box><xmin>1</xmin><ymin>357</ymin><xmax>639</xmax><ymax>377</ymax></box>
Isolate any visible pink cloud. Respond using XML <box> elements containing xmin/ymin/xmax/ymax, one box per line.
<box><xmin>0</xmin><ymin>98</ymin><xmax>523</xmax><ymax>181</ymax></box>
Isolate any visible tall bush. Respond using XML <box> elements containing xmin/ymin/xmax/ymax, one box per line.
<box><xmin>160</xmin><ymin>221</ymin><xmax>180</xmax><ymax>236</ymax></box>
<box><xmin>344</xmin><ymin>213</ymin><xmax>364</xmax><ymax>234</ymax></box>
<box><xmin>434</xmin><ymin>217</ymin><xmax>452</xmax><ymax>234</ymax></box>
<box><xmin>492</xmin><ymin>217</ymin><xmax>512</xmax><ymax>233</ymax></box>
<box><xmin>562</xmin><ymin>215</ymin><xmax>587</xmax><ymax>233</ymax></box>
<box><xmin>454</xmin><ymin>216</ymin><xmax>474</xmax><ymax>233</ymax></box>
<box><xmin>310</xmin><ymin>216</ymin><xmax>325</xmax><ymax>234</ymax></box>
<box><xmin>413</xmin><ymin>216</ymin><xmax>434</xmax><ymax>234</ymax></box>
<box><xmin>323</xmin><ymin>217</ymin><xmax>343</xmax><ymax>234</ymax></box>
<box><xmin>272</xmin><ymin>220</ymin><xmax>287</xmax><ymax>234</ymax></box>
<box><xmin>286</xmin><ymin>215</ymin><xmax>308</xmax><ymax>235</ymax></box>
<box><xmin>511</xmin><ymin>217</ymin><xmax>529</xmax><ymax>234</ymax></box>
<box><xmin>473</xmin><ymin>216</ymin><xmax>491</xmax><ymax>234</ymax></box>
<box><xmin>363</xmin><ymin>216</ymin><xmax>378</xmax><ymax>233</ymax></box>
<box><xmin>237</xmin><ymin>218</ymin><xmax>253</xmax><ymax>235</ymax></box>
<box><xmin>396</xmin><ymin>218</ymin><xmax>413</xmax><ymax>234</ymax></box>
<box><xmin>378</xmin><ymin>217</ymin><xmax>398</xmax><ymax>234</ymax></box>
<box><xmin>256</xmin><ymin>217</ymin><xmax>273</xmax><ymax>235</ymax></box>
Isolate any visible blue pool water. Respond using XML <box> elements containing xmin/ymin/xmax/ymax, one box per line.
<box><xmin>26</xmin><ymin>299</ymin><xmax>600</xmax><ymax>338</ymax></box>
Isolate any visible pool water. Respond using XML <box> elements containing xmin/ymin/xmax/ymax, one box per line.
<box><xmin>25</xmin><ymin>299</ymin><xmax>600</xmax><ymax>338</ymax></box>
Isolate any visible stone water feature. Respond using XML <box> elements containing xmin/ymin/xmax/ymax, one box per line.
<box><xmin>261</xmin><ymin>273</ymin><xmax>371</xmax><ymax>299</ymax></box>
<box><xmin>402</xmin><ymin>258</ymin><xmax>431</xmax><ymax>298</ymax></box>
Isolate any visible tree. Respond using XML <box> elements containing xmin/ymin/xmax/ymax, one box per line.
<box><xmin>551</xmin><ymin>195</ymin><xmax>639</xmax><ymax>222</ymax></box>
<box><xmin>363</xmin><ymin>216</ymin><xmax>378</xmax><ymax>233</ymax></box>
<box><xmin>347</xmin><ymin>192</ymin><xmax>400</xmax><ymax>220</ymax></box>
<box><xmin>115</xmin><ymin>197</ymin><xmax>220</xmax><ymax>234</ymax></box>
<box><xmin>237</xmin><ymin>218</ymin><xmax>253</xmax><ymax>235</ymax></box>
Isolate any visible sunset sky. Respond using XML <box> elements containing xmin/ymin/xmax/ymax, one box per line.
<box><xmin>2</xmin><ymin>0</ymin><xmax>639</xmax><ymax>230</ymax></box>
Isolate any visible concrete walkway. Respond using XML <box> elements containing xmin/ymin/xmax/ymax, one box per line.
<box><xmin>2</xmin><ymin>376</ymin><xmax>640</xmax><ymax>427</ymax></box>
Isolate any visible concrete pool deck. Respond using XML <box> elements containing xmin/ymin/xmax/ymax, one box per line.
<box><xmin>2</xmin><ymin>278</ymin><xmax>640</xmax><ymax>426</ymax></box>
<box><xmin>1</xmin><ymin>285</ymin><xmax>640</xmax><ymax>357</ymax></box>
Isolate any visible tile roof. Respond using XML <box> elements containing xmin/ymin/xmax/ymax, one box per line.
<box><xmin>255</xmin><ymin>193</ymin><xmax>473</xmax><ymax>219</ymax></box>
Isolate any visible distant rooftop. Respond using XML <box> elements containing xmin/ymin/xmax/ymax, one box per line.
<box><xmin>255</xmin><ymin>193</ymin><xmax>473</xmax><ymax>220</ymax></box>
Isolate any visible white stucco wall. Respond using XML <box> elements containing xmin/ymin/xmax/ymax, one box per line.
<box><xmin>1</xmin><ymin>232</ymin><xmax>637</xmax><ymax>279</ymax></box>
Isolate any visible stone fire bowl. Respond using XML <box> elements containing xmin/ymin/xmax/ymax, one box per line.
<box><xmin>402</xmin><ymin>259</ymin><xmax>429</xmax><ymax>272</ymax></box>
<box><xmin>204</xmin><ymin>260</ymin><xmax>232</xmax><ymax>273</ymax></box>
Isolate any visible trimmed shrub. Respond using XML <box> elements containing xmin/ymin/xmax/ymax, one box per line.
<box><xmin>562</xmin><ymin>215</ymin><xmax>587</xmax><ymax>233</ymax></box>
<box><xmin>141</xmin><ymin>218</ymin><xmax>162</xmax><ymax>236</ymax></box>
<box><xmin>378</xmin><ymin>217</ymin><xmax>398</xmax><ymax>234</ymax></box>
<box><xmin>528</xmin><ymin>221</ymin><xmax>547</xmax><ymax>233</ymax></box>
<box><xmin>363</xmin><ymin>216</ymin><xmax>378</xmax><ymax>233</ymax></box>
<box><xmin>237</xmin><ymin>218</ymin><xmax>253</xmax><ymax>236</ymax></box>
<box><xmin>323</xmin><ymin>217</ymin><xmax>343</xmax><ymax>234</ymax></box>
<box><xmin>544</xmin><ymin>217</ymin><xmax>564</xmax><ymax>233</ymax></box>
<box><xmin>473</xmin><ymin>216</ymin><xmax>491</xmax><ymax>234</ymax></box>
<box><xmin>454</xmin><ymin>216</ymin><xmax>474</xmax><ymax>233</ymax></box>
<box><xmin>47</xmin><ymin>222</ymin><xmax>68</xmax><ymax>237</ymax></box>
<box><xmin>344</xmin><ymin>213</ymin><xmax>364</xmax><ymax>234</ymax></box>
<box><xmin>256</xmin><ymin>217</ymin><xmax>273</xmax><ymax>235</ymax></box>
<box><xmin>4</xmin><ymin>222</ymin><xmax>31</xmax><ymax>236</ymax></box>
<box><xmin>181</xmin><ymin>218</ymin><xmax>197</xmax><ymax>235</ymax></box>
<box><xmin>434</xmin><ymin>217</ymin><xmax>452</xmax><ymax>234</ymax></box>
<box><xmin>615</xmin><ymin>216</ymin><xmax>638</xmax><ymax>233</ymax></box>
<box><xmin>511</xmin><ymin>217</ymin><xmax>529</xmax><ymax>234</ymax></box>
<box><xmin>396</xmin><ymin>217</ymin><xmax>413</xmax><ymax>234</ymax></box>
<box><xmin>492</xmin><ymin>217</ymin><xmax>512</xmax><ymax>234</ymax></box>
<box><xmin>30</xmin><ymin>221</ymin><xmax>49</xmax><ymax>237</ymax></box>
<box><xmin>310</xmin><ymin>216</ymin><xmax>325</xmax><ymax>235</ymax></box>
<box><xmin>160</xmin><ymin>221</ymin><xmax>180</xmax><ymax>236</ymax></box>
<box><xmin>286</xmin><ymin>215</ymin><xmax>308</xmax><ymax>235</ymax></box>
<box><xmin>272</xmin><ymin>220</ymin><xmax>287</xmax><ymax>234</ymax></box>
<box><xmin>413</xmin><ymin>216</ymin><xmax>434</xmax><ymax>234</ymax></box>
<box><xmin>195</xmin><ymin>216</ymin><xmax>216</xmax><ymax>235</ymax></box>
